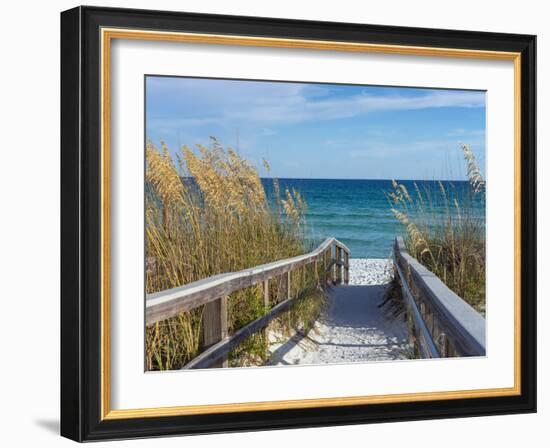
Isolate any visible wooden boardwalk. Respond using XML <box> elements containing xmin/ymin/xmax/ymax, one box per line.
<box><xmin>267</xmin><ymin>284</ymin><xmax>410</xmax><ymax>366</ymax></box>
<box><xmin>146</xmin><ymin>236</ymin><xmax>485</xmax><ymax>369</ymax></box>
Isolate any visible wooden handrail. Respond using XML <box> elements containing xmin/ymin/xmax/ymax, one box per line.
<box><xmin>146</xmin><ymin>237</ymin><xmax>349</xmax><ymax>369</ymax></box>
<box><xmin>183</xmin><ymin>296</ymin><xmax>296</xmax><ymax>369</ymax></box>
<box><xmin>393</xmin><ymin>237</ymin><xmax>485</xmax><ymax>357</ymax></box>
<box><xmin>146</xmin><ymin>237</ymin><xmax>350</xmax><ymax>325</ymax></box>
<box><xmin>393</xmin><ymin>250</ymin><xmax>440</xmax><ymax>358</ymax></box>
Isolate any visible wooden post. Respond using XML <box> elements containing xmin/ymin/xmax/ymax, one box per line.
<box><xmin>426</xmin><ymin>307</ymin><xmax>434</xmax><ymax>335</ymax></box>
<box><xmin>202</xmin><ymin>296</ymin><xmax>228</xmax><ymax>368</ymax></box>
<box><xmin>325</xmin><ymin>249</ymin><xmax>330</xmax><ymax>285</ymax></box>
<box><xmin>406</xmin><ymin>309</ymin><xmax>417</xmax><ymax>356</ymax></box>
<box><xmin>262</xmin><ymin>279</ymin><xmax>270</xmax><ymax>354</ymax></box>
<box><xmin>340</xmin><ymin>247</ymin><xmax>343</xmax><ymax>283</ymax></box>
<box><xmin>344</xmin><ymin>251</ymin><xmax>349</xmax><ymax>284</ymax></box>
<box><xmin>328</xmin><ymin>249</ymin><xmax>332</xmax><ymax>284</ymax></box>
<box><xmin>439</xmin><ymin>333</ymin><xmax>448</xmax><ymax>357</ymax></box>
<box><xmin>335</xmin><ymin>246</ymin><xmax>342</xmax><ymax>284</ymax></box>
<box><xmin>314</xmin><ymin>258</ymin><xmax>319</xmax><ymax>285</ymax></box>
<box><xmin>263</xmin><ymin>279</ymin><xmax>269</xmax><ymax>311</ymax></box>
<box><xmin>331</xmin><ymin>246</ymin><xmax>335</xmax><ymax>283</ymax></box>
<box><xmin>446</xmin><ymin>338</ymin><xmax>456</xmax><ymax>357</ymax></box>
<box><xmin>275</xmin><ymin>275</ymin><xmax>282</xmax><ymax>303</ymax></box>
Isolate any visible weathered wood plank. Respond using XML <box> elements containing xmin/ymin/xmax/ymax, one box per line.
<box><xmin>333</xmin><ymin>239</ymin><xmax>350</xmax><ymax>254</ymax></box>
<box><xmin>263</xmin><ymin>279</ymin><xmax>269</xmax><ymax>310</ymax></box>
<box><xmin>313</xmin><ymin>259</ymin><xmax>319</xmax><ymax>285</ymax></box>
<box><xmin>393</xmin><ymin>252</ymin><xmax>440</xmax><ymax>358</ymax></box>
<box><xmin>147</xmin><ymin>238</ymin><xmax>350</xmax><ymax>325</ymax></box>
<box><xmin>344</xmin><ymin>251</ymin><xmax>349</xmax><ymax>284</ymax></box>
<box><xmin>184</xmin><ymin>248</ymin><xmax>348</xmax><ymax>369</ymax></box>
<box><xmin>394</xmin><ymin>237</ymin><xmax>485</xmax><ymax>357</ymax></box>
<box><xmin>286</xmin><ymin>271</ymin><xmax>291</xmax><ymax>300</ymax></box>
<box><xmin>335</xmin><ymin>246</ymin><xmax>342</xmax><ymax>283</ymax></box>
<box><xmin>146</xmin><ymin>237</ymin><xmax>338</xmax><ymax>325</ymax></box>
<box><xmin>202</xmin><ymin>296</ymin><xmax>228</xmax><ymax>368</ymax></box>
<box><xmin>324</xmin><ymin>249</ymin><xmax>330</xmax><ymax>284</ymax></box>
<box><xmin>183</xmin><ymin>296</ymin><xmax>296</xmax><ymax>369</ymax></box>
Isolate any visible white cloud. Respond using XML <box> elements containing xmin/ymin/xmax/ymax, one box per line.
<box><xmin>147</xmin><ymin>78</ymin><xmax>486</xmax><ymax>131</ymax></box>
<box><xmin>446</xmin><ymin>128</ymin><xmax>486</xmax><ymax>137</ymax></box>
<box><xmin>347</xmin><ymin>138</ymin><xmax>485</xmax><ymax>159</ymax></box>
<box><xmin>223</xmin><ymin>89</ymin><xmax>485</xmax><ymax>126</ymax></box>
<box><xmin>261</xmin><ymin>128</ymin><xmax>278</xmax><ymax>136</ymax></box>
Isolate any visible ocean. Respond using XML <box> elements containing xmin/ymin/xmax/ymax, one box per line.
<box><xmin>262</xmin><ymin>178</ymin><xmax>484</xmax><ymax>259</ymax></box>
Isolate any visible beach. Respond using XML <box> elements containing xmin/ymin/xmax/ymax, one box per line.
<box><xmin>348</xmin><ymin>258</ymin><xmax>393</xmax><ymax>285</ymax></box>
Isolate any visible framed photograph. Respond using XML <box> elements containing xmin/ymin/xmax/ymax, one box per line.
<box><xmin>60</xmin><ymin>6</ymin><xmax>536</xmax><ymax>441</ymax></box>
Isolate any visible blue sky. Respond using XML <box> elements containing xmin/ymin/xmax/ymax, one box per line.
<box><xmin>146</xmin><ymin>76</ymin><xmax>486</xmax><ymax>180</ymax></box>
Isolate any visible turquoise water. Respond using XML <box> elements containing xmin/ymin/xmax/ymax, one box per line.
<box><xmin>262</xmin><ymin>179</ymin><xmax>484</xmax><ymax>258</ymax></box>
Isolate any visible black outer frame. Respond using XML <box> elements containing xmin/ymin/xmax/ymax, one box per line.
<box><xmin>60</xmin><ymin>5</ymin><xmax>536</xmax><ymax>442</ymax></box>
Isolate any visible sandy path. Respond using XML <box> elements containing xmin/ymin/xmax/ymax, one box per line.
<box><xmin>266</xmin><ymin>259</ymin><xmax>411</xmax><ymax>366</ymax></box>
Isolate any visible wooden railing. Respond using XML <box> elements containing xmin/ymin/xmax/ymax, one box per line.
<box><xmin>393</xmin><ymin>237</ymin><xmax>486</xmax><ymax>358</ymax></box>
<box><xmin>146</xmin><ymin>237</ymin><xmax>350</xmax><ymax>369</ymax></box>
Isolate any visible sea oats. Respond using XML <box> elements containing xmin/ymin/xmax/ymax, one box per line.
<box><xmin>387</xmin><ymin>146</ymin><xmax>485</xmax><ymax>314</ymax></box>
<box><xmin>145</xmin><ymin>139</ymin><xmax>313</xmax><ymax>370</ymax></box>
<box><xmin>461</xmin><ymin>143</ymin><xmax>485</xmax><ymax>194</ymax></box>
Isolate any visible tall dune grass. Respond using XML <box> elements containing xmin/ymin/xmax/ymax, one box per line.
<box><xmin>387</xmin><ymin>144</ymin><xmax>486</xmax><ymax>314</ymax></box>
<box><xmin>145</xmin><ymin>138</ymin><xmax>322</xmax><ymax>370</ymax></box>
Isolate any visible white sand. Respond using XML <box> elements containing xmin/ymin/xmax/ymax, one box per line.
<box><xmin>348</xmin><ymin>258</ymin><xmax>394</xmax><ymax>285</ymax></box>
<box><xmin>266</xmin><ymin>258</ymin><xmax>411</xmax><ymax>366</ymax></box>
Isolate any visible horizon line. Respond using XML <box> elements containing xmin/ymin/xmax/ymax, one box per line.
<box><xmin>257</xmin><ymin>177</ymin><xmax>470</xmax><ymax>182</ymax></box>
<box><xmin>177</xmin><ymin>175</ymin><xmax>471</xmax><ymax>182</ymax></box>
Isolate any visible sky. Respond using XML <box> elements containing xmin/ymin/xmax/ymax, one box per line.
<box><xmin>145</xmin><ymin>76</ymin><xmax>486</xmax><ymax>180</ymax></box>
